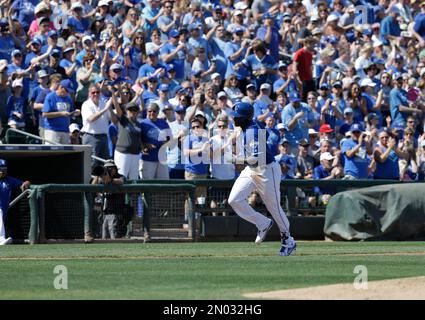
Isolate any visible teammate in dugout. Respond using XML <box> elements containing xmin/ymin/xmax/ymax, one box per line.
<box><xmin>0</xmin><ymin>159</ymin><xmax>31</xmax><ymax>245</ymax></box>
<box><xmin>227</xmin><ymin>102</ymin><xmax>296</xmax><ymax>256</ymax></box>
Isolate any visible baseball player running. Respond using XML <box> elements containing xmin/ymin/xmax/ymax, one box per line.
<box><xmin>227</xmin><ymin>102</ymin><xmax>296</xmax><ymax>256</ymax></box>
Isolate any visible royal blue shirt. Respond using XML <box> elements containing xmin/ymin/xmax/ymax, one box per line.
<box><xmin>373</xmin><ymin>146</ymin><xmax>400</xmax><ymax>179</ymax></box>
<box><xmin>341</xmin><ymin>138</ymin><xmax>369</xmax><ymax>178</ymax></box>
<box><xmin>256</xmin><ymin>26</ymin><xmax>281</xmax><ymax>62</ymax></box>
<box><xmin>390</xmin><ymin>87</ymin><xmax>408</xmax><ymax>126</ymax></box>
<box><xmin>140</xmin><ymin>118</ymin><xmax>171</xmax><ymax>162</ymax></box>
<box><xmin>380</xmin><ymin>16</ymin><xmax>401</xmax><ymax>46</ymax></box>
<box><xmin>243</xmin><ymin>120</ymin><xmax>275</xmax><ymax>166</ymax></box>
<box><xmin>414</xmin><ymin>12</ymin><xmax>425</xmax><ymax>40</ymax></box>
<box><xmin>242</xmin><ymin>54</ymin><xmax>277</xmax><ymax>89</ymax></box>
<box><xmin>1</xmin><ymin>176</ymin><xmax>23</xmax><ymax>217</ymax></box>
<box><xmin>160</xmin><ymin>43</ymin><xmax>186</xmax><ymax>80</ymax></box>
<box><xmin>224</xmin><ymin>41</ymin><xmax>249</xmax><ymax>81</ymax></box>
<box><xmin>184</xmin><ymin>134</ymin><xmax>209</xmax><ymax>175</ymax></box>
<box><xmin>42</xmin><ymin>92</ymin><xmax>74</xmax><ymax>132</ymax></box>
<box><xmin>313</xmin><ymin>164</ymin><xmax>336</xmax><ymax>195</ymax></box>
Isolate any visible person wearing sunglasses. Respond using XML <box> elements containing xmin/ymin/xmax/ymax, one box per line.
<box><xmin>81</xmin><ymin>84</ymin><xmax>119</xmax><ymax>166</ymax></box>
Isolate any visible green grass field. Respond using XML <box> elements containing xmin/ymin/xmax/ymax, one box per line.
<box><xmin>1</xmin><ymin>241</ymin><xmax>425</xmax><ymax>299</ymax></box>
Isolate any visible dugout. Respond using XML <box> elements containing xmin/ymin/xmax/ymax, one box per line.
<box><xmin>0</xmin><ymin>145</ymin><xmax>92</xmax><ymax>241</ymax></box>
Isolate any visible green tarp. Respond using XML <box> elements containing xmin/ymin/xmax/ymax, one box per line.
<box><xmin>324</xmin><ymin>183</ymin><xmax>425</xmax><ymax>241</ymax></box>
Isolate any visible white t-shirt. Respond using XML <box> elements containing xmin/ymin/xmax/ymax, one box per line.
<box><xmin>210</xmin><ymin>133</ymin><xmax>235</xmax><ymax>179</ymax></box>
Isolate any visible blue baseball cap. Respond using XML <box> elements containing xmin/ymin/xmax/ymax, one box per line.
<box><xmin>175</xmin><ymin>105</ymin><xmax>186</xmax><ymax>113</ymax></box>
<box><xmin>31</xmin><ymin>37</ymin><xmax>42</xmax><ymax>46</ymax></box>
<box><xmin>278</xmin><ymin>61</ymin><xmax>288</xmax><ymax>69</ymax></box>
<box><xmin>332</xmin><ymin>81</ymin><xmax>342</xmax><ymax>88</ymax></box>
<box><xmin>0</xmin><ymin>159</ymin><xmax>7</xmax><ymax>168</ymax></box>
<box><xmin>320</xmin><ymin>83</ymin><xmax>330</xmax><ymax>90</ymax></box>
<box><xmin>110</xmin><ymin>63</ymin><xmax>123</xmax><ymax>71</ymax></box>
<box><xmin>362</xmin><ymin>29</ymin><xmax>372</xmax><ymax>36</ymax></box>
<box><xmin>191</xmin><ymin>70</ymin><xmax>202</xmax><ymax>77</ymax></box>
<box><xmin>289</xmin><ymin>91</ymin><xmax>301</xmax><ymax>102</ymax></box>
<box><xmin>48</xmin><ymin>30</ymin><xmax>58</xmax><ymax>38</ymax></box>
<box><xmin>233</xmin><ymin>26</ymin><xmax>244</xmax><ymax>34</ymax></box>
<box><xmin>60</xmin><ymin>79</ymin><xmax>74</xmax><ymax>93</ymax></box>
<box><xmin>63</xmin><ymin>47</ymin><xmax>75</xmax><ymax>54</ymax></box>
<box><xmin>350</xmin><ymin>123</ymin><xmax>363</xmax><ymax>132</ymax></box>
<box><xmin>50</xmin><ymin>48</ymin><xmax>61</xmax><ymax>57</ymax></box>
<box><xmin>147</xmin><ymin>49</ymin><xmax>159</xmax><ymax>56</ymax></box>
<box><xmin>188</xmin><ymin>23</ymin><xmax>201</xmax><ymax>31</ymax></box>
<box><xmin>166</xmin><ymin>64</ymin><xmax>175</xmax><ymax>72</ymax></box>
<box><xmin>168</xmin><ymin>29</ymin><xmax>180</xmax><ymax>38</ymax></box>
<box><xmin>263</xmin><ymin>12</ymin><xmax>273</xmax><ymax>20</ymax></box>
<box><xmin>94</xmin><ymin>75</ymin><xmax>105</xmax><ymax>84</ymax></box>
<box><xmin>214</xmin><ymin>4</ymin><xmax>222</xmax><ymax>11</ymax></box>
<box><xmin>158</xmin><ymin>83</ymin><xmax>169</xmax><ymax>91</ymax></box>
<box><xmin>11</xmin><ymin>49</ymin><xmax>22</xmax><ymax>57</ymax></box>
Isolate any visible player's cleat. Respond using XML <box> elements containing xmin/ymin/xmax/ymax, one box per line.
<box><xmin>0</xmin><ymin>237</ymin><xmax>13</xmax><ymax>245</ymax></box>
<box><xmin>279</xmin><ymin>236</ymin><xmax>296</xmax><ymax>256</ymax></box>
<box><xmin>255</xmin><ymin>219</ymin><xmax>274</xmax><ymax>244</ymax></box>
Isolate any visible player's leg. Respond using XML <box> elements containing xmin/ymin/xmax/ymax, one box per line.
<box><xmin>257</xmin><ymin>162</ymin><xmax>291</xmax><ymax>236</ymax></box>
<box><xmin>257</xmin><ymin>162</ymin><xmax>296</xmax><ymax>255</ymax></box>
<box><xmin>228</xmin><ymin>167</ymin><xmax>270</xmax><ymax>229</ymax></box>
<box><xmin>0</xmin><ymin>209</ymin><xmax>12</xmax><ymax>245</ymax></box>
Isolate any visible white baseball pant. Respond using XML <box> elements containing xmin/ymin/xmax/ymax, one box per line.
<box><xmin>228</xmin><ymin>161</ymin><xmax>291</xmax><ymax>234</ymax></box>
<box><xmin>0</xmin><ymin>208</ymin><xmax>5</xmax><ymax>241</ymax></box>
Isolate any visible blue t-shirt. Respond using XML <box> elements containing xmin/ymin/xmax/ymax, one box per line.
<box><xmin>140</xmin><ymin>118</ymin><xmax>171</xmax><ymax>162</ymax></box>
<box><xmin>390</xmin><ymin>87</ymin><xmax>408</xmax><ymax>126</ymax></box>
<box><xmin>373</xmin><ymin>146</ymin><xmax>400</xmax><ymax>179</ymax></box>
<box><xmin>1</xmin><ymin>176</ymin><xmax>23</xmax><ymax>217</ymax></box>
<box><xmin>42</xmin><ymin>92</ymin><xmax>74</xmax><ymax>132</ymax></box>
<box><xmin>184</xmin><ymin>134</ymin><xmax>209</xmax><ymax>174</ymax></box>
<box><xmin>256</xmin><ymin>26</ymin><xmax>281</xmax><ymax>62</ymax></box>
<box><xmin>282</xmin><ymin>103</ymin><xmax>314</xmax><ymax>148</ymax></box>
<box><xmin>242</xmin><ymin>54</ymin><xmax>277</xmax><ymax>89</ymax></box>
<box><xmin>7</xmin><ymin>96</ymin><xmax>26</xmax><ymax>124</ymax></box>
<box><xmin>341</xmin><ymin>138</ymin><xmax>369</xmax><ymax>178</ymax></box>
<box><xmin>160</xmin><ymin>43</ymin><xmax>185</xmax><ymax>80</ymax></box>
<box><xmin>11</xmin><ymin>0</ymin><xmax>35</xmax><ymax>30</ymax></box>
<box><xmin>313</xmin><ymin>164</ymin><xmax>336</xmax><ymax>195</ymax></box>
<box><xmin>266</xmin><ymin>127</ymin><xmax>280</xmax><ymax>156</ymax></box>
<box><xmin>224</xmin><ymin>41</ymin><xmax>249</xmax><ymax>81</ymax></box>
<box><xmin>35</xmin><ymin>88</ymin><xmax>51</xmax><ymax>129</ymax></box>
<box><xmin>273</xmin><ymin>77</ymin><xmax>298</xmax><ymax>96</ymax></box>
<box><xmin>414</xmin><ymin>13</ymin><xmax>425</xmax><ymax>40</ymax></box>
<box><xmin>380</xmin><ymin>16</ymin><xmax>401</xmax><ymax>46</ymax></box>
<box><xmin>67</xmin><ymin>16</ymin><xmax>90</xmax><ymax>34</ymax></box>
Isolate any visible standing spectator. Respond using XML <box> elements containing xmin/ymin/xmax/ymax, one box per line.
<box><xmin>341</xmin><ymin>124</ymin><xmax>373</xmax><ymax>180</ymax></box>
<box><xmin>256</xmin><ymin>13</ymin><xmax>281</xmax><ymax>62</ymax></box>
<box><xmin>139</xmin><ymin>102</ymin><xmax>171</xmax><ymax>179</ymax></box>
<box><xmin>7</xmin><ymin>79</ymin><xmax>26</xmax><ymax>130</ymax></box>
<box><xmin>224</xmin><ymin>27</ymin><xmax>249</xmax><ymax>90</ymax></box>
<box><xmin>380</xmin><ymin>6</ymin><xmax>401</xmax><ymax>46</ymax></box>
<box><xmin>113</xmin><ymin>101</ymin><xmax>142</xmax><ymax>180</ymax></box>
<box><xmin>373</xmin><ymin>130</ymin><xmax>407</xmax><ymax>180</ymax></box>
<box><xmin>282</xmin><ymin>91</ymin><xmax>315</xmax><ymax>156</ymax></box>
<box><xmin>81</xmin><ymin>84</ymin><xmax>118</xmax><ymax>164</ymax></box>
<box><xmin>0</xmin><ymin>159</ymin><xmax>30</xmax><ymax>245</ymax></box>
<box><xmin>293</xmin><ymin>37</ymin><xmax>316</xmax><ymax>100</ymax></box>
<box><xmin>167</xmin><ymin>105</ymin><xmax>189</xmax><ymax>179</ymax></box>
<box><xmin>42</xmin><ymin>79</ymin><xmax>81</xmax><ymax>144</ymax></box>
<box><xmin>183</xmin><ymin>118</ymin><xmax>210</xmax><ymax>202</ymax></box>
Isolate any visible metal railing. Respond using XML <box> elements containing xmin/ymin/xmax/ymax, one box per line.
<box><xmin>4</xmin><ymin>128</ymin><xmax>107</xmax><ymax>164</ymax></box>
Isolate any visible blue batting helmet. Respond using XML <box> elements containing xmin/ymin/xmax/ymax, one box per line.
<box><xmin>233</xmin><ymin>102</ymin><xmax>254</xmax><ymax>119</ymax></box>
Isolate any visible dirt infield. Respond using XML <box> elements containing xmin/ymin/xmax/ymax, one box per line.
<box><xmin>244</xmin><ymin>276</ymin><xmax>425</xmax><ymax>300</ymax></box>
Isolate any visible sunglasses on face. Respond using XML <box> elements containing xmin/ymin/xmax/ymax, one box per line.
<box><xmin>380</xmin><ymin>136</ymin><xmax>389</xmax><ymax>139</ymax></box>
<box><xmin>90</xmin><ymin>91</ymin><xmax>100</xmax><ymax>94</ymax></box>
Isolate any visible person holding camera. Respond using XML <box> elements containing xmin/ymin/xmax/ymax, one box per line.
<box><xmin>91</xmin><ymin>160</ymin><xmax>124</xmax><ymax>240</ymax></box>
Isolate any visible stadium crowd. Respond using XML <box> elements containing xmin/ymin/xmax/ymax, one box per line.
<box><xmin>1</xmin><ymin>0</ymin><xmax>425</xmax><ymax>208</ymax></box>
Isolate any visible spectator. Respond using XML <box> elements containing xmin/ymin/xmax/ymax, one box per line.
<box><xmin>167</xmin><ymin>105</ymin><xmax>189</xmax><ymax>179</ymax></box>
<box><xmin>341</xmin><ymin>123</ymin><xmax>373</xmax><ymax>180</ymax></box>
<box><xmin>81</xmin><ymin>84</ymin><xmax>118</xmax><ymax>164</ymax></box>
<box><xmin>313</xmin><ymin>152</ymin><xmax>342</xmax><ymax>206</ymax></box>
<box><xmin>69</xmin><ymin>123</ymin><xmax>82</xmax><ymax>145</ymax></box>
<box><xmin>42</xmin><ymin>79</ymin><xmax>81</xmax><ymax>144</ymax></box>
<box><xmin>113</xmin><ymin>101</ymin><xmax>142</xmax><ymax>180</ymax></box>
<box><xmin>373</xmin><ymin>130</ymin><xmax>407</xmax><ymax>180</ymax></box>
<box><xmin>139</xmin><ymin>102</ymin><xmax>171</xmax><ymax>179</ymax></box>
<box><xmin>293</xmin><ymin>37</ymin><xmax>316</xmax><ymax>100</ymax></box>
<box><xmin>7</xmin><ymin>79</ymin><xmax>26</xmax><ymax>130</ymax></box>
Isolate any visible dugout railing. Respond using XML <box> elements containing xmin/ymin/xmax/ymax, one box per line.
<box><xmin>12</xmin><ymin>179</ymin><xmax>421</xmax><ymax>244</ymax></box>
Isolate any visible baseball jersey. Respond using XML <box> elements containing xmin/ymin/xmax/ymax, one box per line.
<box><xmin>1</xmin><ymin>176</ymin><xmax>23</xmax><ymax>217</ymax></box>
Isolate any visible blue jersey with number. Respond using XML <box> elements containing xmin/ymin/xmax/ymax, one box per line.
<box><xmin>242</xmin><ymin>121</ymin><xmax>275</xmax><ymax>166</ymax></box>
